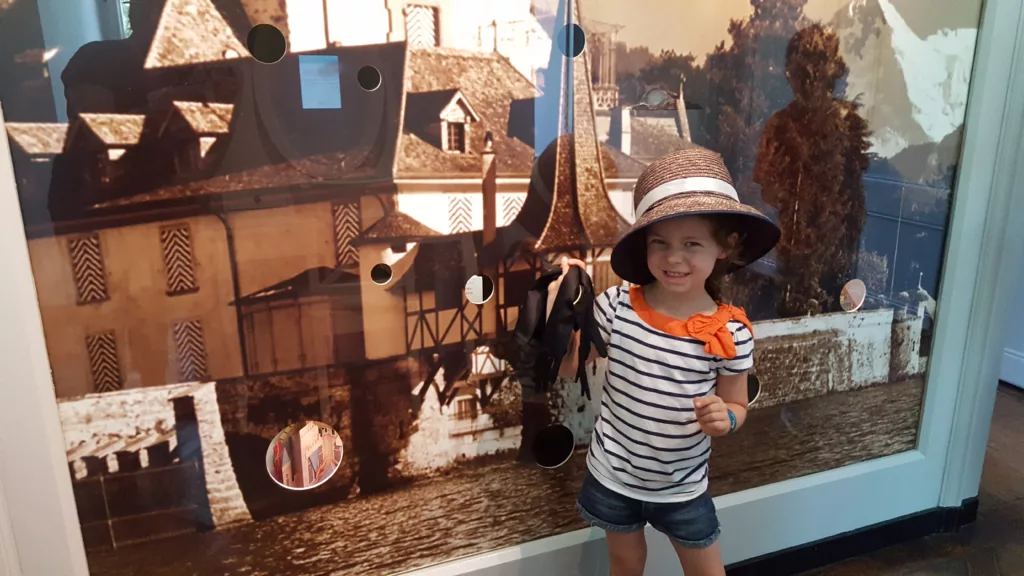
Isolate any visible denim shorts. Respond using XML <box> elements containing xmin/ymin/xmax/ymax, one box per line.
<box><xmin>576</xmin><ymin>470</ymin><xmax>721</xmax><ymax>549</ymax></box>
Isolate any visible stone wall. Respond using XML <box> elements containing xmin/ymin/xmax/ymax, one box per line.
<box><xmin>57</xmin><ymin>381</ymin><xmax>251</xmax><ymax>528</ymax></box>
<box><xmin>750</xmin><ymin>307</ymin><xmax>924</xmax><ymax>408</ymax></box>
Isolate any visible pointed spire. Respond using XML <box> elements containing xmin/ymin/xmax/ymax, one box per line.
<box><xmin>530</xmin><ymin>0</ymin><xmax>629</xmax><ymax>253</ymax></box>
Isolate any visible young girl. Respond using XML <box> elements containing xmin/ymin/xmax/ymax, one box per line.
<box><xmin>551</xmin><ymin>148</ymin><xmax>780</xmax><ymax>576</ymax></box>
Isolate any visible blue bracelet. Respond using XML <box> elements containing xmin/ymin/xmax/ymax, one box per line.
<box><xmin>727</xmin><ymin>409</ymin><xmax>737</xmax><ymax>433</ymax></box>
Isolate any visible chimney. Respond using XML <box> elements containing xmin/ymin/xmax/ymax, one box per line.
<box><xmin>481</xmin><ymin>131</ymin><xmax>499</xmax><ymax>337</ymax></box>
<box><xmin>620</xmin><ymin>108</ymin><xmax>631</xmax><ymax>157</ymax></box>
<box><xmin>481</xmin><ymin>131</ymin><xmax>497</xmax><ymax>245</ymax></box>
<box><xmin>677</xmin><ymin>75</ymin><xmax>692</xmax><ymax>142</ymax></box>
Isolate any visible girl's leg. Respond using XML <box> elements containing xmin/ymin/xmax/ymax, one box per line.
<box><xmin>646</xmin><ymin>491</ymin><xmax>724</xmax><ymax>576</ymax></box>
<box><xmin>577</xmin><ymin>472</ymin><xmax>647</xmax><ymax>575</ymax></box>
<box><xmin>606</xmin><ymin>529</ymin><xmax>647</xmax><ymax>576</ymax></box>
<box><xmin>671</xmin><ymin>540</ymin><xmax>726</xmax><ymax>576</ymax></box>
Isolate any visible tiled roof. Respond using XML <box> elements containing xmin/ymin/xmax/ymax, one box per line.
<box><xmin>5</xmin><ymin>123</ymin><xmax>68</xmax><ymax>155</ymax></box>
<box><xmin>405</xmin><ymin>89</ymin><xmax>463</xmax><ymax>123</ymax></box>
<box><xmin>95</xmin><ymin>43</ymin><xmax>407</xmax><ymax>207</ymax></box>
<box><xmin>144</xmin><ymin>0</ymin><xmax>248</xmax><ymax>69</ymax></box>
<box><xmin>628</xmin><ymin>115</ymin><xmax>697</xmax><ymax>164</ymax></box>
<box><xmin>77</xmin><ymin>114</ymin><xmax>145</xmax><ymax>146</ymax></box>
<box><xmin>96</xmin><ymin>148</ymin><xmax>377</xmax><ymax>207</ymax></box>
<box><xmin>396</xmin><ymin>48</ymin><xmax>538</xmax><ymax>177</ymax></box>
<box><xmin>171</xmin><ymin>101</ymin><xmax>233</xmax><ymax>134</ymax></box>
<box><xmin>352</xmin><ymin>210</ymin><xmax>443</xmax><ymax>246</ymax></box>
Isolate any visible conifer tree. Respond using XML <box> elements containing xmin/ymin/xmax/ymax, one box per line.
<box><xmin>753</xmin><ymin>23</ymin><xmax>871</xmax><ymax>316</ymax></box>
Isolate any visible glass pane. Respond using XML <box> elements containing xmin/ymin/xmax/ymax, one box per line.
<box><xmin>0</xmin><ymin>0</ymin><xmax>984</xmax><ymax>573</ymax></box>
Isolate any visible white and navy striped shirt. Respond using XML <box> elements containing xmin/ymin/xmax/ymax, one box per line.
<box><xmin>587</xmin><ymin>285</ymin><xmax>755</xmax><ymax>503</ymax></box>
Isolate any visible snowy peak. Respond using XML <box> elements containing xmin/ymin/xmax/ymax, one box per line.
<box><xmin>829</xmin><ymin>0</ymin><xmax>978</xmax><ymax>157</ymax></box>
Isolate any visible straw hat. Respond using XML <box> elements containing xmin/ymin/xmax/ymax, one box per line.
<box><xmin>610</xmin><ymin>148</ymin><xmax>781</xmax><ymax>285</ymax></box>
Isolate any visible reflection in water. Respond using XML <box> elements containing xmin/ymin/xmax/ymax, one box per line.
<box><xmin>87</xmin><ymin>456</ymin><xmax>589</xmax><ymax>576</ymax></box>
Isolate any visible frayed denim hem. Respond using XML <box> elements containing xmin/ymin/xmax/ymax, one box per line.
<box><xmin>576</xmin><ymin>501</ymin><xmax>645</xmax><ymax>534</ymax></box>
<box><xmin>657</xmin><ymin>525</ymin><xmax>721</xmax><ymax>549</ymax></box>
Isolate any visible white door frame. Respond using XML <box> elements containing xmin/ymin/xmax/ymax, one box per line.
<box><xmin>1</xmin><ymin>0</ymin><xmax>1023</xmax><ymax>573</ymax></box>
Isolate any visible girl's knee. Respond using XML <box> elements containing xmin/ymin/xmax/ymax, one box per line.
<box><xmin>606</xmin><ymin>531</ymin><xmax>647</xmax><ymax>575</ymax></box>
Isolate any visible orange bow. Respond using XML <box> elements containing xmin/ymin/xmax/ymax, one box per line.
<box><xmin>685</xmin><ymin>305</ymin><xmax>753</xmax><ymax>359</ymax></box>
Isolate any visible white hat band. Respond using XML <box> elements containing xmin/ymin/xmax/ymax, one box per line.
<box><xmin>633</xmin><ymin>177</ymin><xmax>740</xmax><ymax>219</ymax></box>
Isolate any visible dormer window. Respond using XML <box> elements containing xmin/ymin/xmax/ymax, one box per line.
<box><xmin>446</xmin><ymin>122</ymin><xmax>466</xmax><ymax>153</ymax></box>
<box><xmin>405</xmin><ymin>89</ymin><xmax>481</xmax><ymax>153</ymax></box>
<box><xmin>438</xmin><ymin>90</ymin><xmax>479</xmax><ymax>154</ymax></box>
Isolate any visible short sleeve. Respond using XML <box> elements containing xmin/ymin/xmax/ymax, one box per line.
<box><xmin>593</xmin><ymin>286</ymin><xmax>621</xmax><ymax>345</ymax></box>
<box><xmin>717</xmin><ymin>321</ymin><xmax>754</xmax><ymax>375</ymax></box>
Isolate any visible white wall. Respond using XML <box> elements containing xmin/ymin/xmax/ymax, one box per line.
<box><xmin>1000</xmin><ymin>260</ymin><xmax>1024</xmax><ymax>388</ymax></box>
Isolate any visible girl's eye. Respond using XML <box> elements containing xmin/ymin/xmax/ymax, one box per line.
<box><xmin>685</xmin><ymin>242</ymin><xmax>702</xmax><ymax>248</ymax></box>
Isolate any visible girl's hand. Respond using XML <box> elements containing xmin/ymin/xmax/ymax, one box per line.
<box><xmin>693</xmin><ymin>395</ymin><xmax>732</xmax><ymax>437</ymax></box>
<box><xmin>547</xmin><ymin>257</ymin><xmax>587</xmax><ymax>379</ymax></box>
<box><xmin>545</xmin><ymin>256</ymin><xmax>588</xmax><ymax>322</ymax></box>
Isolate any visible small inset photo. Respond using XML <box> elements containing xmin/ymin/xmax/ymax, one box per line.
<box><xmin>266</xmin><ymin>420</ymin><xmax>344</xmax><ymax>490</ymax></box>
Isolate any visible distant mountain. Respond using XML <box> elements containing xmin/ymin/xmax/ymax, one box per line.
<box><xmin>828</xmin><ymin>0</ymin><xmax>977</xmax><ymax>160</ymax></box>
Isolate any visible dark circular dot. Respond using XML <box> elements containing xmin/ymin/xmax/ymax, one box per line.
<box><xmin>532</xmin><ymin>424</ymin><xmax>575</xmax><ymax>468</ymax></box>
<box><xmin>748</xmin><ymin>373</ymin><xmax>761</xmax><ymax>405</ymax></box>
<box><xmin>555</xmin><ymin>23</ymin><xmax>586</xmax><ymax>58</ymax></box>
<box><xmin>357</xmin><ymin>65</ymin><xmax>382</xmax><ymax>91</ymax></box>
<box><xmin>370</xmin><ymin>263</ymin><xmax>393</xmax><ymax>285</ymax></box>
<box><xmin>247</xmin><ymin>24</ymin><xmax>286</xmax><ymax>64</ymax></box>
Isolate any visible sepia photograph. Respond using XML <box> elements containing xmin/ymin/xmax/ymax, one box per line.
<box><xmin>0</xmin><ymin>0</ymin><xmax>985</xmax><ymax>573</ymax></box>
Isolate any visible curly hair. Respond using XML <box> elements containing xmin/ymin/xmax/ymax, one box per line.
<box><xmin>701</xmin><ymin>214</ymin><xmax>746</xmax><ymax>302</ymax></box>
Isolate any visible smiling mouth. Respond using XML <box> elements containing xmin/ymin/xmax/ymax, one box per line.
<box><xmin>664</xmin><ymin>271</ymin><xmax>690</xmax><ymax>279</ymax></box>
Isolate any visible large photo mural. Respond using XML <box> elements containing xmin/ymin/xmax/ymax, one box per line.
<box><xmin>0</xmin><ymin>0</ymin><xmax>983</xmax><ymax>573</ymax></box>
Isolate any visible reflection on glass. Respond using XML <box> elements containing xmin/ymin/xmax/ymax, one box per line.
<box><xmin>266</xmin><ymin>421</ymin><xmax>345</xmax><ymax>490</ymax></box>
<box><xmin>464</xmin><ymin>274</ymin><xmax>495</xmax><ymax>305</ymax></box>
<box><xmin>0</xmin><ymin>0</ymin><xmax>984</xmax><ymax>572</ymax></box>
<box><xmin>840</xmin><ymin>279</ymin><xmax>868</xmax><ymax>312</ymax></box>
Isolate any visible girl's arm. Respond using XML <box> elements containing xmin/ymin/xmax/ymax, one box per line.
<box><xmin>548</xmin><ymin>257</ymin><xmax>604</xmax><ymax>378</ymax></box>
<box><xmin>695</xmin><ymin>319</ymin><xmax>755</xmax><ymax>436</ymax></box>
<box><xmin>693</xmin><ymin>373</ymin><xmax>749</xmax><ymax>436</ymax></box>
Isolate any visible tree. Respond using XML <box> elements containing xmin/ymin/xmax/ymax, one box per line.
<box><xmin>700</xmin><ymin>0</ymin><xmax>811</xmax><ymax>216</ymax></box>
<box><xmin>752</xmin><ymin>23</ymin><xmax>871</xmax><ymax>316</ymax></box>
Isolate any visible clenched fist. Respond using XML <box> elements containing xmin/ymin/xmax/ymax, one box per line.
<box><xmin>693</xmin><ymin>395</ymin><xmax>733</xmax><ymax>437</ymax></box>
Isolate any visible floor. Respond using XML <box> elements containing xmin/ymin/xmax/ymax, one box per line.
<box><xmin>800</xmin><ymin>383</ymin><xmax>1024</xmax><ymax>576</ymax></box>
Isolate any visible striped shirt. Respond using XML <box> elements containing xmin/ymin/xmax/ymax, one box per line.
<box><xmin>586</xmin><ymin>285</ymin><xmax>755</xmax><ymax>503</ymax></box>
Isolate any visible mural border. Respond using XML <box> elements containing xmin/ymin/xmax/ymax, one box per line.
<box><xmin>0</xmin><ymin>0</ymin><xmax>1023</xmax><ymax>574</ymax></box>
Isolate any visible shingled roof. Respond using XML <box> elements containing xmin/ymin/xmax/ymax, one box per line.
<box><xmin>144</xmin><ymin>0</ymin><xmax>248</xmax><ymax>69</ymax></box>
<box><xmin>168</xmin><ymin>101</ymin><xmax>234</xmax><ymax>134</ymax></box>
<box><xmin>351</xmin><ymin>210</ymin><xmax>443</xmax><ymax>247</ymax></box>
<box><xmin>24</xmin><ymin>29</ymin><xmax>647</xmax><ymax>234</ymax></box>
<box><xmin>628</xmin><ymin>114</ymin><xmax>698</xmax><ymax>165</ymax></box>
<box><xmin>5</xmin><ymin>123</ymin><xmax>68</xmax><ymax>155</ymax></box>
<box><xmin>396</xmin><ymin>48</ymin><xmax>538</xmax><ymax>178</ymax></box>
<box><xmin>75</xmin><ymin>114</ymin><xmax>146</xmax><ymax>147</ymax></box>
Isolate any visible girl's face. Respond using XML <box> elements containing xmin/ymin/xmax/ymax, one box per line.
<box><xmin>645</xmin><ymin>216</ymin><xmax>728</xmax><ymax>295</ymax></box>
